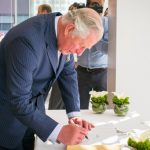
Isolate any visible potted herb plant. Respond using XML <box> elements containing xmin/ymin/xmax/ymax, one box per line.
<box><xmin>89</xmin><ymin>91</ymin><xmax>108</xmax><ymax>113</ymax></box>
<box><xmin>112</xmin><ymin>92</ymin><xmax>130</xmax><ymax>116</ymax></box>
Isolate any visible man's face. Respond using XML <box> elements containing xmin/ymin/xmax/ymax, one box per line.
<box><xmin>88</xmin><ymin>0</ymin><xmax>105</xmax><ymax>14</ymax></box>
<box><xmin>59</xmin><ymin>30</ymin><xmax>99</xmax><ymax>56</ymax></box>
<box><xmin>89</xmin><ymin>0</ymin><xmax>105</xmax><ymax>5</ymax></box>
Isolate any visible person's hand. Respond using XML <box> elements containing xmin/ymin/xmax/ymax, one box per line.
<box><xmin>69</xmin><ymin>117</ymin><xmax>95</xmax><ymax>131</ymax></box>
<box><xmin>57</xmin><ymin>124</ymin><xmax>88</xmax><ymax>145</ymax></box>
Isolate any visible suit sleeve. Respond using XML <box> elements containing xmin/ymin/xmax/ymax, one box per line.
<box><xmin>57</xmin><ymin>54</ymin><xmax>80</xmax><ymax>113</ymax></box>
<box><xmin>5</xmin><ymin>37</ymin><xmax>58</xmax><ymax>141</ymax></box>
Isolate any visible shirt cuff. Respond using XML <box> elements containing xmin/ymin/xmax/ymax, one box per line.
<box><xmin>67</xmin><ymin>111</ymin><xmax>81</xmax><ymax>118</ymax></box>
<box><xmin>48</xmin><ymin>112</ymin><xmax>80</xmax><ymax>143</ymax></box>
<box><xmin>48</xmin><ymin>124</ymin><xmax>63</xmax><ymax>144</ymax></box>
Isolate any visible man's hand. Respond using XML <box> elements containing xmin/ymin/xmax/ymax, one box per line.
<box><xmin>57</xmin><ymin>124</ymin><xmax>88</xmax><ymax>145</ymax></box>
<box><xmin>69</xmin><ymin>117</ymin><xmax>95</xmax><ymax>130</ymax></box>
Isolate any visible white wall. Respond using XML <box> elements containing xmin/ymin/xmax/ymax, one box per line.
<box><xmin>109</xmin><ymin>0</ymin><xmax>150</xmax><ymax>118</ymax></box>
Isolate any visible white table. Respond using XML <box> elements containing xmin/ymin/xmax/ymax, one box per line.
<box><xmin>34</xmin><ymin>109</ymin><xmax>149</xmax><ymax>150</ymax></box>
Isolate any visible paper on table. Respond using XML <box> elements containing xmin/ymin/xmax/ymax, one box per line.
<box><xmin>81</xmin><ymin>123</ymin><xmax>117</xmax><ymax>145</ymax></box>
<box><xmin>115</xmin><ymin>117</ymin><xmax>148</xmax><ymax>133</ymax></box>
<box><xmin>67</xmin><ymin>144</ymin><xmax>121</xmax><ymax>150</ymax></box>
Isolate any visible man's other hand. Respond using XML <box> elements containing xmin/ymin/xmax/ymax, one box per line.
<box><xmin>69</xmin><ymin>117</ymin><xmax>95</xmax><ymax>130</ymax></box>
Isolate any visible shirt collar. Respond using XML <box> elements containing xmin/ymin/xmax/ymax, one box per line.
<box><xmin>55</xmin><ymin>16</ymin><xmax>61</xmax><ymax>38</ymax></box>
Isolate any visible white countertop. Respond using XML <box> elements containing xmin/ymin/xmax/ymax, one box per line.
<box><xmin>34</xmin><ymin>109</ymin><xmax>149</xmax><ymax>150</ymax></box>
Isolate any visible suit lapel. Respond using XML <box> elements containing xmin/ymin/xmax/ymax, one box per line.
<box><xmin>56</xmin><ymin>54</ymin><xmax>67</xmax><ymax>76</ymax></box>
<box><xmin>45</xmin><ymin>12</ymin><xmax>62</xmax><ymax>74</ymax></box>
<box><xmin>46</xmin><ymin>44</ymin><xmax>58</xmax><ymax>74</ymax></box>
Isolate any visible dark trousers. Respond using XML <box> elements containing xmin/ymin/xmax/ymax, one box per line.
<box><xmin>0</xmin><ymin>128</ymin><xmax>35</xmax><ymax>150</ymax></box>
<box><xmin>48</xmin><ymin>81</ymin><xmax>65</xmax><ymax>110</ymax></box>
<box><xmin>77</xmin><ymin>66</ymin><xmax>107</xmax><ymax>109</ymax></box>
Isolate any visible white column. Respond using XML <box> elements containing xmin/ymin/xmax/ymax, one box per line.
<box><xmin>108</xmin><ymin>0</ymin><xmax>150</xmax><ymax>118</ymax></box>
<box><xmin>14</xmin><ymin>0</ymin><xmax>17</xmax><ymax>26</ymax></box>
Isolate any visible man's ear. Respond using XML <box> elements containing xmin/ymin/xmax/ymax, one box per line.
<box><xmin>64</xmin><ymin>23</ymin><xmax>75</xmax><ymax>37</ymax></box>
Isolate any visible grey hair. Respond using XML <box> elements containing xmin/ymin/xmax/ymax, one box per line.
<box><xmin>61</xmin><ymin>8</ymin><xmax>103</xmax><ymax>39</ymax></box>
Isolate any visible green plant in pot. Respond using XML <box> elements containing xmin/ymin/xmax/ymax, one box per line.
<box><xmin>128</xmin><ymin>129</ymin><xmax>150</xmax><ymax>150</ymax></box>
<box><xmin>89</xmin><ymin>91</ymin><xmax>108</xmax><ymax>113</ymax></box>
<box><xmin>112</xmin><ymin>92</ymin><xmax>130</xmax><ymax>116</ymax></box>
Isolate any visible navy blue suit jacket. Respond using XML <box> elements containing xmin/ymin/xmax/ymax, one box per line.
<box><xmin>0</xmin><ymin>12</ymin><xmax>80</xmax><ymax>148</ymax></box>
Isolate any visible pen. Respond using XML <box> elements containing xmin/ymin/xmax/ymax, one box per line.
<box><xmin>85</xmin><ymin>135</ymin><xmax>88</xmax><ymax>139</ymax></box>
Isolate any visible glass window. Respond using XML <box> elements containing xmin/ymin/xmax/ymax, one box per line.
<box><xmin>30</xmin><ymin>0</ymin><xmax>86</xmax><ymax>16</ymax></box>
<box><xmin>0</xmin><ymin>0</ymin><xmax>29</xmax><ymax>41</ymax></box>
<box><xmin>0</xmin><ymin>0</ymin><xmax>86</xmax><ymax>41</ymax></box>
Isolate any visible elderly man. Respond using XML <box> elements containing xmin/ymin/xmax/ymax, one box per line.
<box><xmin>0</xmin><ymin>8</ymin><xmax>103</xmax><ymax>150</ymax></box>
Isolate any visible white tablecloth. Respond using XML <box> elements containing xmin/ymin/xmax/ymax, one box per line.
<box><xmin>34</xmin><ymin>109</ymin><xmax>149</xmax><ymax>150</ymax></box>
